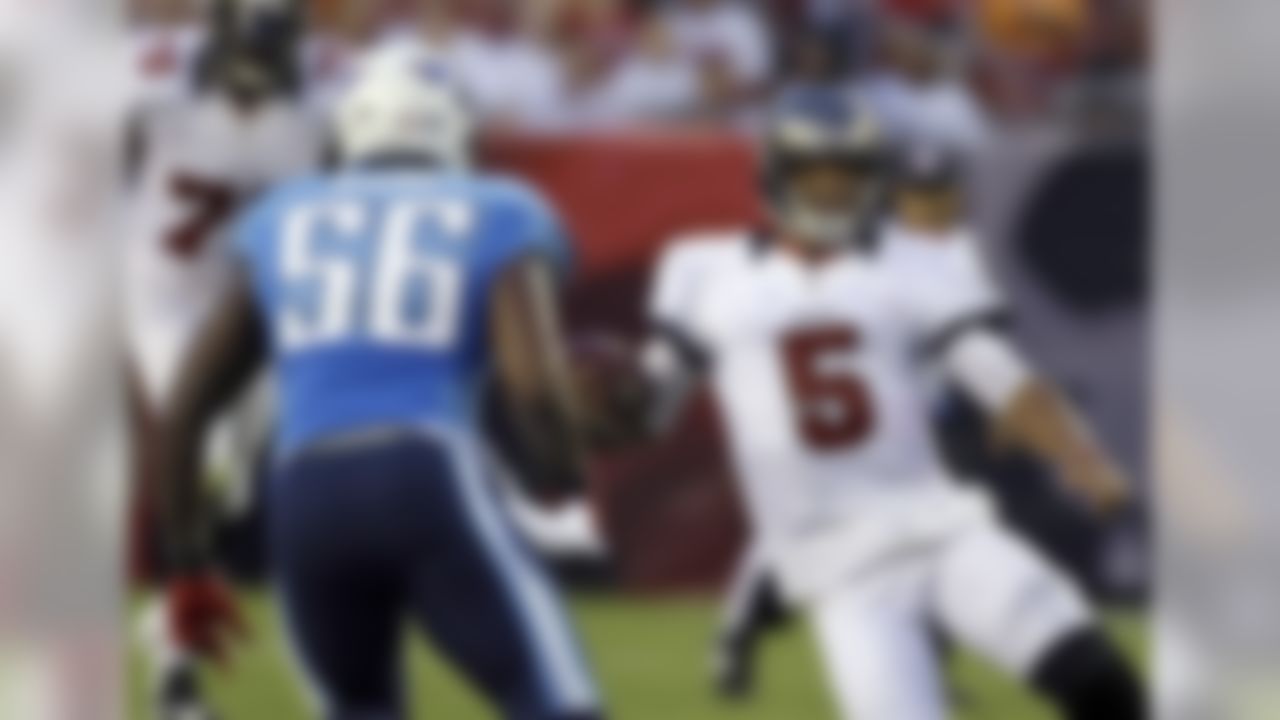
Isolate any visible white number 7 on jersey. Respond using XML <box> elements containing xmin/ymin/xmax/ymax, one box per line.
<box><xmin>279</xmin><ymin>199</ymin><xmax>472</xmax><ymax>351</ymax></box>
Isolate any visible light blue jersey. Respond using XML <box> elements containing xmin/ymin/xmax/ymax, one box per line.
<box><xmin>234</xmin><ymin>169</ymin><xmax>570</xmax><ymax>456</ymax></box>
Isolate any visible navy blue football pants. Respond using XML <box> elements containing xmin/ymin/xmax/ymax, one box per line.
<box><xmin>269</xmin><ymin>429</ymin><xmax>600</xmax><ymax>720</ymax></box>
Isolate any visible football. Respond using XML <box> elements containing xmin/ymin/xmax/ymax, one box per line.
<box><xmin>570</xmin><ymin>331</ymin><xmax>651</xmax><ymax>448</ymax></box>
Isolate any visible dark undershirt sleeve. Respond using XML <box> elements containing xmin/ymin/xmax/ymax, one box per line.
<box><xmin>917</xmin><ymin>308</ymin><xmax>1014</xmax><ymax>361</ymax></box>
<box><xmin>650</xmin><ymin>318</ymin><xmax>714</xmax><ymax>375</ymax></box>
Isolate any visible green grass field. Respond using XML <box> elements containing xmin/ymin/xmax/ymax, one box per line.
<box><xmin>131</xmin><ymin>593</ymin><xmax>1147</xmax><ymax>719</ymax></box>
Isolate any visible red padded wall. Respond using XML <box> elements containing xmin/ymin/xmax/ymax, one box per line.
<box><xmin>490</xmin><ymin>132</ymin><xmax>763</xmax><ymax>591</ymax></box>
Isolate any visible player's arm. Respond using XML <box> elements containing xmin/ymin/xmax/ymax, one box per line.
<box><xmin>631</xmin><ymin>240</ymin><xmax>719</xmax><ymax>437</ymax></box>
<box><xmin>638</xmin><ymin>324</ymin><xmax>709</xmax><ymax>435</ymax></box>
<box><xmin>490</xmin><ymin>254</ymin><xmax>591</xmax><ymax>496</ymax></box>
<box><xmin>941</xmin><ymin>327</ymin><xmax>1130</xmax><ymax>514</ymax></box>
<box><xmin>910</xmin><ymin>237</ymin><xmax>1130</xmax><ymax>514</ymax></box>
<box><xmin>154</xmin><ymin>267</ymin><xmax>264</xmax><ymax>662</ymax></box>
<box><xmin>158</xmin><ymin>268</ymin><xmax>266</xmax><ymax>570</ymax></box>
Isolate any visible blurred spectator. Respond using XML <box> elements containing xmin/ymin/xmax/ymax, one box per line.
<box><xmin>520</xmin><ymin>0</ymin><xmax>697</xmax><ymax>132</ymax></box>
<box><xmin>129</xmin><ymin>0</ymin><xmax>203</xmax><ymax>106</ymax></box>
<box><xmin>776</xmin><ymin>28</ymin><xmax>854</xmax><ymax>99</ymax></box>
<box><xmin>467</xmin><ymin>0</ymin><xmax>563</xmax><ymax>128</ymax></box>
<box><xmin>1057</xmin><ymin>0</ymin><xmax>1146</xmax><ymax>131</ymax></box>
<box><xmin>379</xmin><ymin>0</ymin><xmax>563</xmax><ymax>129</ymax></box>
<box><xmin>972</xmin><ymin>0</ymin><xmax>1092</xmax><ymax>120</ymax></box>
<box><xmin>805</xmin><ymin>0</ymin><xmax>877</xmax><ymax>27</ymax></box>
<box><xmin>978</xmin><ymin>0</ymin><xmax>1088</xmax><ymax>64</ymax></box>
<box><xmin>585</xmin><ymin>14</ymin><xmax>699</xmax><ymax>128</ymax></box>
<box><xmin>120</xmin><ymin>0</ymin><xmax>1147</xmax><ymax>137</ymax></box>
<box><xmin>532</xmin><ymin>0</ymin><xmax>631</xmax><ymax>130</ymax></box>
<box><xmin>793</xmin><ymin>0</ymin><xmax>880</xmax><ymax>67</ymax></box>
<box><xmin>382</xmin><ymin>1</ymin><xmax>503</xmax><ymax>112</ymax></box>
<box><xmin>325</xmin><ymin>0</ymin><xmax>391</xmax><ymax>51</ymax></box>
<box><xmin>659</xmin><ymin>0</ymin><xmax>772</xmax><ymax>126</ymax></box>
<box><xmin>857</xmin><ymin>17</ymin><xmax>989</xmax><ymax>153</ymax></box>
<box><xmin>130</xmin><ymin>0</ymin><xmax>197</xmax><ymax>27</ymax></box>
<box><xmin>882</xmin><ymin>0</ymin><xmax>967</xmax><ymax>25</ymax></box>
<box><xmin>304</xmin><ymin>0</ymin><xmax>392</xmax><ymax>114</ymax></box>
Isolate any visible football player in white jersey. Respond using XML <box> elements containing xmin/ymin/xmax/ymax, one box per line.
<box><xmin>707</xmin><ymin>141</ymin><xmax>1056</xmax><ymax>701</ymax></box>
<box><xmin>125</xmin><ymin>2</ymin><xmax>324</xmax><ymax>718</ymax></box>
<box><xmin>127</xmin><ymin>0</ymin><xmax>322</xmax><ymax>416</ymax></box>
<box><xmin>626</xmin><ymin>91</ymin><xmax>1146</xmax><ymax>719</ymax></box>
<box><xmin>126</xmin><ymin>0</ymin><xmax>323</xmax><ymax>527</ymax></box>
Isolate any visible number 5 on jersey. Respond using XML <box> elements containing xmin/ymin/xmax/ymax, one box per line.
<box><xmin>782</xmin><ymin>326</ymin><xmax>876</xmax><ymax>451</ymax></box>
<box><xmin>279</xmin><ymin>200</ymin><xmax>472</xmax><ymax>351</ymax></box>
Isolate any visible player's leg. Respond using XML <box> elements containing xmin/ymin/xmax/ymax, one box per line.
<box><xmin>932</xmin><ymin>524</ymin><xmax>1146</xmax><ymax>720</ymax></box>
<box><xmin>1030</xmin><ymin>624</ymin><xmax>1146</xmax><ymax>719</ymax></box>
<box><xmin>127</xmin><ymin>350</ymin><xmax>220</xmax><ymax>720</ymax></box>
<box><xmin>713</xmin><ymin>542</ymin><xmax>788</xmax><ymax>699</ymax></box>
<box><xmin>809</xmin><ymin>564</ymin><xmax>948</xmax><ymax>720</ymax></box>
<box><xmin>406</xmin><ymin>430</ymin><xmax>602</xmax><ymax>720</ymax></box>
<box><xmin>270</xmin><ymin>445</ymin><xmax>408</xmax><ymax>719</ymax></box>
<box><xmin>209</xmin><ymin>372</ymin><xmax>276</xmax><ymax>584</ymax></box>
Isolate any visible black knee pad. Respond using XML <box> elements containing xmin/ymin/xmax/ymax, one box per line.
<box><xmin>1032</xmin><ymin>628</ymin><xmax>1147</xmax><ymax>720</ymax></box>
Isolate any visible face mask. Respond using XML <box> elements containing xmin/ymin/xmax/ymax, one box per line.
<box><xmin>781</xmin><ymin>198</ymin><xmax>858</xmax><ymax>248</ymax></box>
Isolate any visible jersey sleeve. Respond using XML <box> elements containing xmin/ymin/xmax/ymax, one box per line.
<box><xmin>646</xmin><ymin>238</ymin><xmax>723</xmax><ymax>371</ymax></box>
<box><xmin>898</xmin><ymin>237</ymin><xmax>1007</xmax><ymax>353</ymax></box>
<box><xmin>485</xmin><ymin>180</ymin><xmax>574</xmax><ymax>282</ymax></box>
<box><xmin>640</xmin><ymin>238</ymin><xmax>723</xmax><ymax>420</ymax></box>
<box><xmin>941</xmin><ymin>329</ymin><xmax>1034</xmax><ymax>413</ymax></box>
<box><xmin>649</xmin><ymin>242</ymin><xmax>699</xmax><ymax>332</ymax></box>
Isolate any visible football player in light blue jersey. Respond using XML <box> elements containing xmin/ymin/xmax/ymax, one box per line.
<box><xmin>154</xmin><ymin>44</ymin><xmax>604</xmax><ymax>720</ymax></box>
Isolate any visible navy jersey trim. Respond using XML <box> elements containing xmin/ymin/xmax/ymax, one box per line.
<box><xmin>918</xmin><ymin>309</ymin><xmax>1013</xmax><ymax>359</ymax></box>
<box><xmin>651</xmin><ymin>319</ymin><xmax>713</xmax><ymax>374</ymax></box>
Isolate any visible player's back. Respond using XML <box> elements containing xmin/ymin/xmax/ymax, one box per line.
<box><xmin>236</xmin><ymin>168</ymin><xmax>566</xmax><ymax>457</ymax></box>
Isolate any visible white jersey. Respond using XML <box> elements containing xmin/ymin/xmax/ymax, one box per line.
<box><xmin>126</xmin><ymin>92</ymin><xmax>324</xmax><ymax>408</ymax></box>
<box><xmin>649</xmin><ymin>229</ymin><xmax>1006</xmax><ymax>600</ymax></box>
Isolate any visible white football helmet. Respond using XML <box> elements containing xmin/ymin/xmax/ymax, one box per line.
<box><xmin>334</xmin><ymin>44</ymin><xmax>474</xmax><ymax>168</ymax></box>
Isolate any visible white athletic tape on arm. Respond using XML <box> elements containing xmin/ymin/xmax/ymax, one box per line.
<box><xmin>944</xmin><ymin>329</ymin><xmax>1035</xmax><ymax>414</ymax></box>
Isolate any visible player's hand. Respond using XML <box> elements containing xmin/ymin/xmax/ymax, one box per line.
<box><xmin>1061</xmin><ymin>452</ymin><xmax>1131</xmax><ymax>516</ymax></box>
<box><xmin>166</xmin><ymin>572</ymin><xmax>247</xmax><ymax>666</ymax></box>
<box><xmin>571</xmin><ymin>333</ymin><xmax>652</xmax><ymax>449</ymax></box>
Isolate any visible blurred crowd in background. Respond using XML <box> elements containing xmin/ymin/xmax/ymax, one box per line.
<box><xmin>129</xmin><ymin>0</ymin><xmax>1147</xmax><ymax>143</ymax></box>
